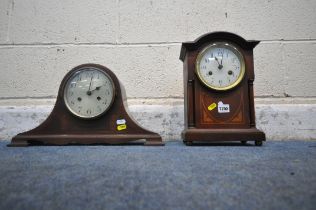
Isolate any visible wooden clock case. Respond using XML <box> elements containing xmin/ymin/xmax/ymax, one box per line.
<box><xmin>9</xmin><ymin>64</ymin><xmax>163</xmax><ymax>146</ymax></box>
<box><xmin>180</xmin><ymin>32</ymin><xmax>265</xmax><ymax>146</ymax></box>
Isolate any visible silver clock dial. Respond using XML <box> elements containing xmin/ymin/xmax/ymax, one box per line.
<box><xmin>64</xmin><ymin>67</ymin><xmax>115</xmax><ymax>119</ymax></box>
<box><xmin>196</xmin><ymin>42</ymin><xmax>245</xmax><ymax>90</ymax></box>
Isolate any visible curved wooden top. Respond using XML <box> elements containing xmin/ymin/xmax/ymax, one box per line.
<box><xmin>180</xmin><ymin>31</ymin><xmax>260</xmax><ymax>61</ymax></box>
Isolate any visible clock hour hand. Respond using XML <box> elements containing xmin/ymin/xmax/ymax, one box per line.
<box><xmin>90</xmin><ymin>84</ymin><xmax>106</xmax><ymax>92</ymax></box>
<box><xmin>91</xmin><ymin>85</ymin><xmax>102</xmax><ymax>92</ymax></box>
<box><xmin>215</xmin><ymin>57</ymin><xmax>223</xmax><ymax>70</ymax></box>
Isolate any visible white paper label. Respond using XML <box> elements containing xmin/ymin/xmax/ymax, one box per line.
<box><xmin>218</xmin><ymin>101</ymin><xmax>230</xmax><ymax>113</ymax></box>
<box><xmin>116</xmin><ymin>119</ymin><xmax>126</xmax><ymax>125</ymax></box>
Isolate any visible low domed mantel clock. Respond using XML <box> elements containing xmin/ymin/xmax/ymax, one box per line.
<box><xmin>180</xmin><ymin>32</ymin><xmax>265</xmax><ymax>146</ymax></box>
<box><xmin>9</xmin><ymin>64</ymin><xmax>163</xmax><ymax>146</ymax></box>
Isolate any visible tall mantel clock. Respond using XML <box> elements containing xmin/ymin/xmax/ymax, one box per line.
<box><xmin>180</xmin><ymin>32</ymin><xmax>265</xmax><ymax>146</ymax></box>
<box><xmin>9</xmin><ymin>64</ymin><xmax>163</xmax><ymax>146</ymax></box>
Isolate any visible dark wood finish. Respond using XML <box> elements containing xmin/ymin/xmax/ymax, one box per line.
<box><xmin>180</xmin><ymin>32</ymin><xmax>265</xmax><ymax>146</ymax></box>
<box><xmin>9</xmin><ymin>64</ymin><xmax>163</xmax><ymax>146</ymax></box>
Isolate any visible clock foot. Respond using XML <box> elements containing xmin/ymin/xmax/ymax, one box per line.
<box><xmin>255</xmin><ymin>141</ymin><xmax>263</xmax><ymax>146</ymax></box>
<box><xmin>184</xmin><ymin>141</ymin><xmax>193</xmax><ymax>146</ymax></box>
<box><xmin>7</xmin><ymin>140</ymin><xmax>29</xmax><ymax>147</ymax></box>
<box><xmin>144</xmin><ymin>137</ymin><xmax>164</xmax><ymax>146</ymax></box>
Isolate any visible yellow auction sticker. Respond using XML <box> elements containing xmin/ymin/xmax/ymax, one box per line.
<box><xmin>208</xmin><ymin>103</ymin><xmax>217</xmax><ymax>111</ymax></box>
<box><xmin>117</xmin><ymin>124</ymin><xmax>127</xmax><ymax>131</ymax></box>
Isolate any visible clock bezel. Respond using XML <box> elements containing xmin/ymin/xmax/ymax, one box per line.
<box><xmin>195</xmin><ymin>42</ymin><xmax>246</xmax><ymax>91</ymax></box>
<box><xmin>63</xmin><ymin>66</ymin><xmax>116</xmax><ymax>119</ymax></box>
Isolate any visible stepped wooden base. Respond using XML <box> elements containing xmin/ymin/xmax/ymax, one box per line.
<box><xmin>8</xmin><ymin>134</ymin><xmax>164</xmax><ymax>147</ymax></box>
<box><xmin>182</xmin><ymin>127</ymin><xmax>265</xmax><ymax>146</ymax></box>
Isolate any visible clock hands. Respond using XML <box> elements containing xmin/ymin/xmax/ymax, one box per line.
<box><xmin>214</xmin><ymin>56</ymin><xmax>223</xmax><ymax>70</ymax></box>
<box><xmin>87</xmin><ymin>75</ymin><xmax>94</xmax><ymax>95</ymax></box>
<box><xmin>86</xmin><ymin>84</ymin><xmax>107</xmax><ymax>97</ymax></box>
<box><xmin>86</xmin><ymin>72</ymin><xmax>108</xmax><ymax>97</ymax></box>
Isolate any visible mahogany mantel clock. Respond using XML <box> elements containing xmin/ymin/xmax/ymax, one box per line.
<box><xmin>9</xmin><ymin>64</ymin><xmax>163</xmax><ymax>146</ymax></box>
<box><xmin>180</xmin><ymin>32</ymin><xmax>265</xmax><ymax>146</ymax></box>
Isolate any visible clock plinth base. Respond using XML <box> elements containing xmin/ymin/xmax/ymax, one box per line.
<box><xmin>8</xmin><ymin>133</ymin><xmax>163</xmax><ymax>147</ymax></box>
<box><xmin>182</xmin><ymin>128</ymin><xmax>265</xmax><ymax>145</ymax></box>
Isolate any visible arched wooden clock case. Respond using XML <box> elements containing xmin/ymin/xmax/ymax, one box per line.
<box><xmin>9</xmin><ymin>64</ymin><xmax>163</xmax><ymax>146</ymax></box>
<box><xmin>180</xmin><ymin>32</ymin><xmax>265</xmax><ymax>146</ymax></box>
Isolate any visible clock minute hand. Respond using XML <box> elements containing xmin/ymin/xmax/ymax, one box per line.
<box><xmin>215</xmin><ymin>57</ymin><xmax>223</xmax><ymax>70</ymax></box>
<box><xmin>87</xmin><ymin>76</ymin><xmax>93</xmax><ymax>95</ymax></box>
<box><xmin>214</xmin><ymin>56</ymin><xmax>220</xmax><ymax>66</ymax></box>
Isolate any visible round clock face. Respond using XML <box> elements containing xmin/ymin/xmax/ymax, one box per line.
<box><xmin>196</xmin><ymin>42</ymin><xmax>245</xmax><ymax>90</ymax></box>
<box><xmin>64</xmin><ymin>67</ymin><xmax>115</xmax><ymax>119</ymax></box>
